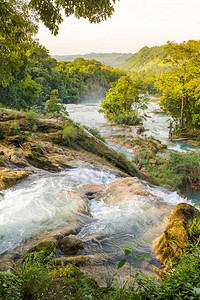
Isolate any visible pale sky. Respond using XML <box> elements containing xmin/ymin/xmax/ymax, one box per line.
<box><xmin>36</xmin><ymin>0</ymin><xmax>200</xmax><ymax>55</ymax></box>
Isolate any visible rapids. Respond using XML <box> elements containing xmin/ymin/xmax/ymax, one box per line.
<box><xmin>0</xmin><ymin>99</ymin><xmax>199</xmax><ymax>267</ymax></box>
<box><xmin>0</xmin><ymin>166</ymin><xmax>189</xmax><ymax>261</ymax></box>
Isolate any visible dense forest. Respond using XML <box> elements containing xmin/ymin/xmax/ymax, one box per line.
<box><xmin>0</xmin><ymin>43</ymin><xmax>125</xmax><ymax>109</ymax></box>
<box><xmin>120</xmin><ymin>45</ymin><xmax>171</xmax><ymax>95</ymax></box>
<box><xmin>52</xmin><ymin>52</ymin><xmax>133</xmax><ymax>68</ymax></box>
<box><xmin>120</xmin><ymin>45</ymin><xmax>169</xmax><ymax>73</ymax></box>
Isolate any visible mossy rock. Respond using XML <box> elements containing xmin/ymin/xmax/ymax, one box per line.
<box><xmin>0</xmin><ymin>169</ymin><xmax>32</xmax><ymax>190</ymax></box>
<box><xmin>59</xmin><ymin>235</ymin><xmax>84</xmax><ymax>255</ymax></box>
<box><xmin>25</xmin><ymin>241</ymin><xmax>58</xmax><ymax>261</ymax></box>
<box><xmin>47</xmin><ymin>265</ymin><xmax>102</xmax><ymax>299</ymax></box>
<box><xmin>152</xmin><ymin>203</ymin><xmax>200</xmax><ymax>266</ymax></box>
<box><xmin>22</xmin><ymin>142</ymin><xmax>59</xmax><ymax>171</ymax></box>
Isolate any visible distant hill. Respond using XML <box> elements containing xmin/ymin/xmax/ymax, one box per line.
<box><xmin>120</xmin><ymin>45</ymin><xmax>170</xmax><ymax>74</ymax></box>
<box><xmin>51</xmin><ymin>52</ymin><xmax>133</xmax><ymax>68</ymax></box>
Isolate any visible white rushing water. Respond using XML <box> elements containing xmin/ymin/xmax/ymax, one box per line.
<box><xmin>0</xmin><ymin>167</ymin><xmax>119</xmax><ymax>255</ymax></box>
<box><xmin>0</xmin><ymin>166</ymin><xmax>188</xmax><ymax>258</ymax></box>
<box><xmin>0</xmin><ymin>99</ymin><xmax>199</xmax><ymax>258</ymax></box>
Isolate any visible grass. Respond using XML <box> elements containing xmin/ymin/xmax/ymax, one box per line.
<box><xmin>132</xmin><ymin>137</ymin><xmax>200</xmax><ymax>190</ymax></box>
<box><xmin>1</xmin><ymin>246</ymin><xmax>200</xmax><ymax>299</ymax></box>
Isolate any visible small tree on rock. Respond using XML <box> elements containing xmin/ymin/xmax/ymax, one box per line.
<box><xmin>98</xmin><ymin>76</ymin><xmax>147</xmax><ymax>125</ymax></box>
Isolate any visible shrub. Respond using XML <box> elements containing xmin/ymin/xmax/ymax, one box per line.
<box><xmin>9</xmin><ymin>121</ymin><xmax>21</xmax><ymax>135</ymax></box>
<box><xmin>137</xmin><ymin>125</ymin><xmax>145</xmax><ymax>134</ymax></box>
<box><xmin>113</xmin><ymin>112</ymin><xmax>142</xmax><ymax>126</ymax></box>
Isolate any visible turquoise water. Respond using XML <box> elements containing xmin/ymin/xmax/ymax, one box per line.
<box><xmin>184</xmin><ymin>190</ymin><xmax>200</xmax><ymax>205</ymax></box>
<box><xmin>65</xmin><ymin>99</ymin><xmax>199</xmax><ymax>153</ymax></box>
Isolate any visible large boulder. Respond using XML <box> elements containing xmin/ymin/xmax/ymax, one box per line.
<box><xmin>152</xmin><ymin>203</ymin><xmax>200</xmax><ymax>266</ymax></box>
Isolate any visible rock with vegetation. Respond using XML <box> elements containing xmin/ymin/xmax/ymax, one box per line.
<box><xmin>59</xmin><ymin>235</ymin><xmax>84</xmax><ymax>256</ymax></box>
<box><xmin>0</xmin><ymin>168</ymin><xmax>32</xmax><ymax>191</ymax></box>
<box><xmin>152</xmin><ymin>203</ymin><xmax>200</xmax><ymax>266</ymax></box>
<box><xmin>27</xmin><ymin>241</ymin><xmax>58</xmax><ymax>259</ymax></box>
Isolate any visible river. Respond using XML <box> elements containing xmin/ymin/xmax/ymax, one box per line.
<box><xmin>0</xmin><ymin>99</ymin><xmax>199</xmax><ymax>271</ymax></box>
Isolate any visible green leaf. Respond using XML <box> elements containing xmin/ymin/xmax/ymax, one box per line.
<box><xmin>124</xmin><ymin>247</ymin><xmax>132</xmax><ymax>257</ymax></box>
<box><xmin>140</xmin><ymin>253</ymin><xmax>147</xmax><ymax>259</ymax></box>
<box><xmin>117</xmin><ymin>259</ymin><xmax>127</xmax><ymax>269</ymax></box>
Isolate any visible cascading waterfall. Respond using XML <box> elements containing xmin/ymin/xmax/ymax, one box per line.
<box><xmin>0</xmin><ymin>166</ymin><xmax>188</xmax><ymax>258</ymax></box>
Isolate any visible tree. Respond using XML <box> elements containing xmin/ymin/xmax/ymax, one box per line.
<box><xmin>29</xmin><ymin>0</ymin><xmax>119</xmax><ymax>35</ymax></box>
<box><xmin>156</xmin><ymin>40</ymin><xmax>200</xmax><ymax>130</ymax></box>
<box><xmin>46</xmin><ymin>89</ymin><xmax>69</xmax><ymax>116</ymax></box>
<box><xmin>0</xmin><ymin>0</ymin><xmax>38</xmax><ymax>87</ymax></box>
<box><xmin>98</xmin><ymin>76</ymin><xmax>147</xmax><ymax>125</ymax></box>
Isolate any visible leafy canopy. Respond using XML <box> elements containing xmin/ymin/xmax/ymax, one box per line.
<box><xmin>157</xmin><ymin>40</ymin><xmax>200</xmax><ymax>129</ymax></box>
<box><xmin>29</xmin><ymin>0</ymin><xmax>119</xmax><ymax>35</ymax></box>
<box><xmin>99</xmin><ymin>76</ymin><xmax>147</xmax><ymax>125</ymax></box>
<box><xmin>0</xmin><ymin>0</ymin><xmax>38</xmax><ymax>87</ymax></box>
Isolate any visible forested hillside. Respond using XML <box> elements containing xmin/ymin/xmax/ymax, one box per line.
<box><xmin>52</xmin><ymin>52</ymin><xmax>133</xmax><ymax>68</ymax></box>
<box><xmin>120</xmin><ymin>45</ymin><xmax>169</xmax><ymax>73</ymax></box>
<box><xmin>0</xmin><ymin>44</ymin><xmax>125</xmax><ymax>109</ymax></box>
<box><xmin>120</xmin><ymin>45</ymin><xmax>171</xmax><ymax>95</ymax></box>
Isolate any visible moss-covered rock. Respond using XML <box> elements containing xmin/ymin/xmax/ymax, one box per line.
<box><xmin>152</xmin><ymin>203</ymin><xmax>200</xmax><ymax>266</ymax></box>
<box><xmin>26</xmin><ymin>241</ymin><xmax>58</xmax><ymax>261</ymax></box>
<box><xmin>59</xmin><ymin>235</ymin><xmax>84</xmax><ymax>255</ymax></box>
<box><xmin>0</xmin><ymin>168</ymin><xmax>32</xmax><ymax>190</ymax></box>
<box><xmin>22</xmin><ymin>141</ymin><xmax>59</xmax><ymax>171</ymax></box>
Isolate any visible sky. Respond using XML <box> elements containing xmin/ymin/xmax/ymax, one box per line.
<box><xmin>36</xmin><ymin>0</ymin><xmax>200</xmax><ymax>55</ymax></box>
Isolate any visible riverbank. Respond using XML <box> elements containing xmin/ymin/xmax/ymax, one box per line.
<box><xmin>0</xmin><ymin>108</ymin><xmax>200</xmax><ymax>299</ymax></box>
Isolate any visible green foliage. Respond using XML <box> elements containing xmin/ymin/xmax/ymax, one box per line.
<box><xmin>121</xmin><ymin>45</ymin><xmax>169</xmax><ymax>73</ymax></box>
<box><xmin>99</xmin><ymin>76</ymin><xmax>147</xmax><ymax>125</ymax></box>
<box><xmin>188</xmin><ymin>213</ymin><xmax>200</xmax><ymax>243</ymax></box>
<box><xmin>62</xmin><ymin>124</ymin><xmax>78</xmax><ymax>139</ymax></box>
<box><xmin>9</xmin><ymin>121</ymin><xmax>21</xmax><ymax>135</ymax></box>
<box><xmin>46</xmin><ymin>89</ymin><xmax>68</xmax><ymax>117</ymax></box>
<box><xmin>29</xmin><ymin>0</ymin><xmax>118</xmax><ymax>35</ymax></box>
<box><xmin>117</xmin><ymin>152</ymin><xmax>141</xmax><ymax>178</ymax></box>
<box><xmin>107</xmin><ymin>247</ymin><xmax>200</xmax><ymax>299</ymax></box>
<box><xmin>0</xmin><ymin>46</ymin><xmax>125</xmax><ymax>109</ymax></box>
<box><xmin>0</xmin><ymin>254</ymin><xmax>51</xmax><ymax>300</ymax></box>
<box><xmin>157</xmin><ymin>40</ymin><xmax>200</xmax><ymax>130</ymax></box>
<box><xmin>57</xmin><ymin>58</ymin><xmax>125</xmax><ymax>103</ymax></box>
<box><xmin>137</xmin><ymin>125</ymin><xmax>145</xmax><ymax>134</ymax></box>
<box><xmin>137</xmin><ymin>147</ymin><xmax>200</xmax><ymax>190</ymax></box>
<box><xmin>24</xmin><ymin>109</ymin><xmax>40</xmax><ymax>130</ymax></box>
<box><xmin>0</xmin><ymin>0</ymin><xmax>37</xmax><ymax>87</ymax></box>
<box><xmin>84</xmin><ymin>126</ymin><xmax>106</xmax><ymax>143</ymax></box>
<box><xmin>113</xmin><ymin>112</ymin><xmax>142</xmax><ymax>126</ymax></box>
<box><xmin>120</xmin><ymin>45</ymin><xmax>171</xmax><ymax>96</ymax></box>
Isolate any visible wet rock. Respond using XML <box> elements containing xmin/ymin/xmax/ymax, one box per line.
<box><xmin>0</xmin><ymin>168</ymin><xmax>32</xmax><ymax>190</ymax></box>
<box><xmin>55</xmin><ymin>253</ymin><xmax>115</xmax><ymax>267</ymax></box>
<box><xmin>64</xmin><ymin>191</ymin><xmax>89</xmax><ymax>215</ymax></box>
<box><xmin>152</xmin><ymin>203</ymin><xmax>200</xmax><ymax>266</ymax></box>
<box><xmin>78</xmin><ymin>183</ymin><xmax>103</xmax><ymax>198</ymax></box>
<box><xmin>59</xmin><ymin>235</ymin><xmax>84</xmax><ymax>255</ymax></box>
<box><xmin>22</xmin><ymin>141</ymin><xmax>59</xmax><ymax>171</ymax></box>
<box><xmin>96</xmin><ymin>177</ymin><xmax>162</xmax><ymax>207</ymax></box>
